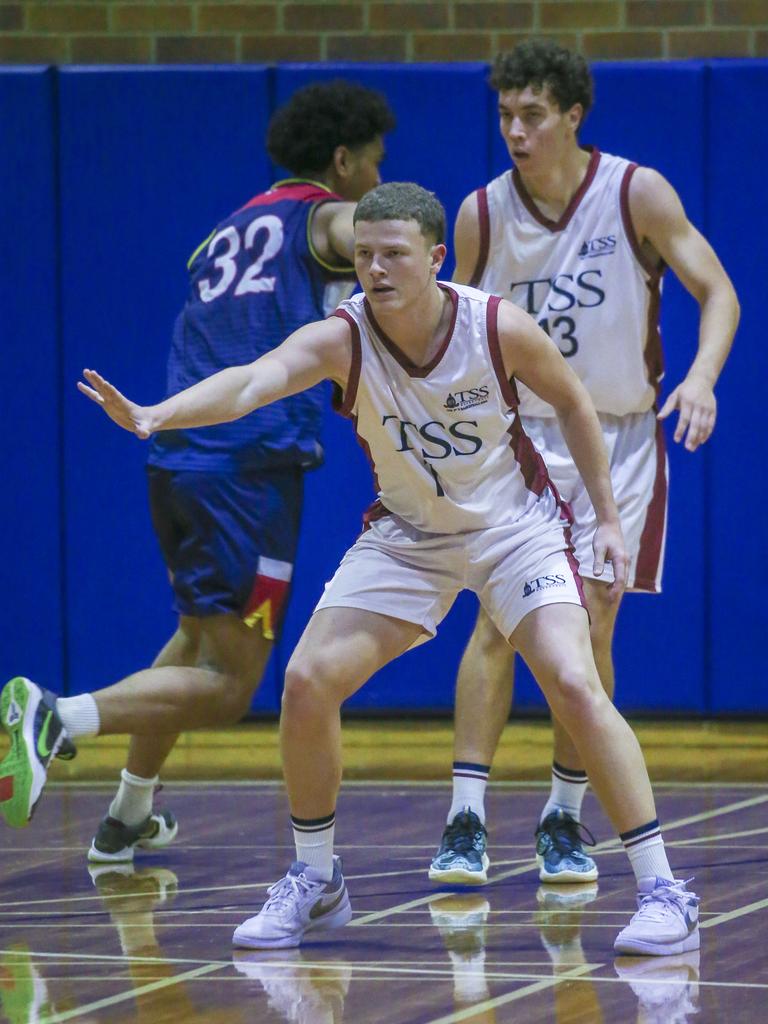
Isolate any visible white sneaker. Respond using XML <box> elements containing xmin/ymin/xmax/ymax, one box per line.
<box><xmin>233</xmin><ymin>857</ymin><xmax>352</xmax><ymax>950</ymax></box>
<box><xmin>614</xmin><ymin>878</ymin><xmax>700</xmax><ymax>956</ymax></box>
<box><xmin>615</xmin><ymin>949</ymin><xmax>700</xmax><ymax>1024</ymax></box>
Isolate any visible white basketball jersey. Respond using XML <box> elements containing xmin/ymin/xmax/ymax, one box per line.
<box><xmin>332</xmin><ymin>283</ymin><xmax>563</xmax><ymax>535</ymax></box>
<box><xmin>472</xmin><ymin>149</ymin><xmax>664</xmax><ymax>417</ymax></box>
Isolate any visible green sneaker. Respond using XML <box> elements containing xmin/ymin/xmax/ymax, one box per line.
<box><xmin>0</xmin><ymin>677</ymin><xmax>75</xmax><ymax>828</ymax></box>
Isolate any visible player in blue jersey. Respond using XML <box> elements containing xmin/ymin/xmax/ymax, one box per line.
<box><xmin>0</xmin><ymin>81</ymin><xmax>395</xmax><ymax>857</ymax></box>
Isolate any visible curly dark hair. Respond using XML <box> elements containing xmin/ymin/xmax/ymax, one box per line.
<box><xmin>266</xmin><ymin>79</ymin><xmax>396</xmax><ymax>176</ymax></box>
<box><xmin>490</xmin><ymin>40</ymin><xmax>593</xmax><ymax>126</ymax></box>
<box><xmin>354</xmin><ymin>182</ymin><xmax>446</xmax><ymax>244</ymax></box>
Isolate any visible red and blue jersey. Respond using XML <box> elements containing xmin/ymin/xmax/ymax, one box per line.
<box><xmin>148</xmin><ymin>180</ymin><xmax>356</xmax><ymax>471</ymax></box>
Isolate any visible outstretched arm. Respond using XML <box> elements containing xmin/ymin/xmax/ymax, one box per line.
<box><xmin>78</xmin><ymin>316</ymin><xmax>353</xmax><ymax>439</ymax></box>
<box><xmin>629</xmin><ymin>167</ymin><xmax>740</xmax><ymax>451</ymax></box>
<box><xmin>498</xmin><ymin>301</ymin><xmax>628</xmax><ymax>596</ymax></box>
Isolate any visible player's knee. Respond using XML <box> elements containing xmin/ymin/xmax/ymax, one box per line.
<box><xmin>549</xmin><ymin>666</ymin><xmax>601</xmax><ymax>720</ymax></box>
<box><xmin>214</xmin><ymin>675</ymin><xmax>255</xmax><ymax>724</ymax></box>
<box><xmin>282</xmin><ymin>654</ymin><xmax>336</xmax><ymax>716</ymax></box>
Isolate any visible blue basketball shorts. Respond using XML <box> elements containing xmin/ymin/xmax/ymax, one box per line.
<box><xmin>146</xmin><ymin>464</ymin><xmax>304</xmax><ymax>639</ymax></box>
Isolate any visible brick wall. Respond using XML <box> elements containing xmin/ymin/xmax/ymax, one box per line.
<box><xmin>1</xmin><ymin>0</ymin><xmax>767</xmax><ymax>64</ymax></box>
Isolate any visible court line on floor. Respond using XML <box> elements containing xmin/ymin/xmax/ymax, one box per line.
<box><xmin>44</xmin><ymin>779</ymin><xmax>768</xmax><ymax>790</ymax></box>
<box><xmin>36</xmin><ymin>963</ymin><xmax>225</xmax><ymax>1024</ymax></box>
<box><xmin>425</xmin><ymin>964</ymin><xmax>602</xmax><ymax>1023</ymax></box>
<box><xmin>700</xmin><ymin>895</ymin><xmax>768</xmax><ymax>929</ymax></box>
<box><xmin>3</xmin><ymin>793</ymin><xmax>765</xmax><ymax>918</ymax></box>
<box><xmin>351</xmin><ymin>791</ymin><xmax>768</xmax><ymax>927</ymax></box>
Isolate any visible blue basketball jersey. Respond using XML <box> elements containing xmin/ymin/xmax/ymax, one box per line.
<box><xmin>148</xmin><ymin>180</ymin><xmax>356</xmax><ymax>471</ymax></box>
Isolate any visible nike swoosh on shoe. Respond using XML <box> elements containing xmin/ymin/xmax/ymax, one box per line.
<box><xmin>309</xmin><ymin>889</ymin><xmax>345</xmax><ymax>920</ymax></box>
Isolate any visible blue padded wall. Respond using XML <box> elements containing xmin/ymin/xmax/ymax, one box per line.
<box><xmin>707</xmin><ymin>62</ymin><xmax>768</xmax><ymax>711</ymax></box>
<box><xmin>57</xmin><ymin>67</ymin><xmax>280</xmax><ymax>706</ymax></box>
<box><xmin>5</xmin><ymin>60</ymin><xmax>763</xmax><ymax>714</ymax></box>
<box><xmin>0</xmin><ymin>69</ymin><xmax>64</xmax><ymax>691</ymax></box>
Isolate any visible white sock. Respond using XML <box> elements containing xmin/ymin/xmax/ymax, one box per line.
<box><xmin>540</xmin><ymin>762</ymin><xmax>588</xmax><ymax>823</ymax></box>
<box><xmin>109</xmin><ymin>769</ymin><xmax>158</xmax><ymax>826</ymax></box>
<box><xmin>621</xmin><ymin>819</ymin><xmax>673</xmax><ymax>884</ymax></box>
<box><xmin>56</xmin><ymin>693</ymin><xmax>100</xmax><ymax>739</ymax></box>
<box><xmin>448</xmin><ymin>762</ymin><xmax>490</xmax><ymax>825</ymax></box>
<box><xmin>292</xmin><ymin>813</ymin><xmax>335</xmax><ymax>881</ymax></box>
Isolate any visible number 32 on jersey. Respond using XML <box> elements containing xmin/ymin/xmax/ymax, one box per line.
<box><xmin>197</xmin><ymin>214</ymin><xmax>284</xmax><ymax>303</ymax></box>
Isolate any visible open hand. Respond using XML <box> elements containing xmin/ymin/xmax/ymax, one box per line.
<box><xmin>657</xmin><ymin>376</ymin><xmax>716</xmax><ymax>451</ymax></box>
<box><xmin>77</xmin><ymin>369</ymin><xmax>154</xmax><ymax>439</ymax></box>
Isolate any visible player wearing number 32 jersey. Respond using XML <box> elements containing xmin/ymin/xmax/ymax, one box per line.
<box><xmin>0</xmin><ymin>83</ymin><xmax>395</xmax><ymax>861</ymax></box>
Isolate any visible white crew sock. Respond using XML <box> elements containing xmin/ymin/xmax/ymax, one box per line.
<box><xmin>292</xmin><ymin>813</ymin><xmax>335</xmax><ymax>881</ymax></box>
<box><xmin>540</xmin><ymin>762</ymin><xmax>589</xmax><ymax>823</ymax></box>
<box><xmin>621</xmin><ymin>819</ymin><xmax>673</xmax><ymax>884</ymax></box>
<box><xmin>56</xmin><ymin>693</ymin><xmax>100</xmax><ymax>739</ymax></box>
<box><xmin>109</xmin><ymin>768</ymin><xmax>158</xmax><ymax>826</ymax></box>
<box><xmin>447</xmin><ymin>762</ymin><xmax>490</xmax><ymax>825</ymax></box>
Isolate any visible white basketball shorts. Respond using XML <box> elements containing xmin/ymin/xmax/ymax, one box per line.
<box><xmin>314</xmin><ymin>497</ymin><xmax>586</xmax><ymax>644</ymax></box>
<box><xmin>523</xmin><ymin>410</ymin><xmax>668</xmax><ymax>592</ymax></box>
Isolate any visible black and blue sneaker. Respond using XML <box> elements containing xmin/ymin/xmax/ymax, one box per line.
<box><xmin>429</xmin><ymin>809</ymin><xmax>489</xmax><ymax>885</ymax></box>
<box><xmin>0</xmin><ymin>677</ymin><xmax>77</xmax><ymax>828</ymax></box>
<box><xmin>88</xmin><ymin>810</ymin><xmax>179</xmax><ymax>863</ymax></box>
<box><xmin>535</xmin><ymin>809</ymin><xmax>598</xmax><ymax>883</ymax></box>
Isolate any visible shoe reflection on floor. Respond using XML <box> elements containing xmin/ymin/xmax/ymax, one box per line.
<box><xmin>0</xmin><ymin>942</ymin><xmax>61</xmax><ymax>1024</ymax></box>
<box><xmin>89</xmin><ymin>862</ymin><xmax>246</xmax><ymax>1024</ymax></box>
<box><xmin>429</xmin><ymin>892</ymin><xmax>495</xmax><ymax>1020</ymax></box>
<box><xmin>533</xmin><ymin>882</ymin><xmax>605</xmax><ymax>1023</ymax></box>
<box><xmin>232</xmin><ymin>948</ymin><xmax>351</xmax><ymax>1024</ymax></box>
<box><xmin>614</xmin><ymin>948</ymin><xmax>701</xmax><ymax>1024</ymax></box>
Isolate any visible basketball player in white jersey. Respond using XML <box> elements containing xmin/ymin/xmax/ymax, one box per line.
<box><xmin>430</xmin><ymin>41</ymin><xmax>739</xmax><ymax>888</ymax></box>
<box><xmin>76</xmin><ymin>182</ymin><xmax>699</xmax><ymax>957</ymax></box>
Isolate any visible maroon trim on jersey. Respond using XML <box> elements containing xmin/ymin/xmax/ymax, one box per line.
<box><xmin>563</xmin><ymin>522</ymin><xmax>588</xmax><ymax>612</ymax></box>
<box><xmin>240</xmin><ymin>180</ymin><xmax>343</xmax><ymax>211</ymax></box>
<box><xmin>643</xmin><ymin>277</ymin><xmax>664</xmax><ymax>394</ymax></box>
<box><xmin>633</xmin><ymin>418</ymin><xmax>667</xmax><ymax>593</ymax></box>
<box><xmin>469</xmin><ymin>187</ymin><xmax>490</xmax><ymax>287</ymax></box>
<box><xmin>363</xmin><ymin>283</ymin><xmax>459</xmax><ymax>379</ymax></box>
<box><xmin>512</xmin><ymin>147</ymin><xmax>601</xmax><ymax>233</ymax></box>
<box><xmin>352</xmin><ymin>413</ymin><xmax>382</xmax><ymax>498</ymax></box>
<box><xmin>362</xmin><ymin>498</ymin><xmax>391</xmax><ymax>532</ymax></box>
<box><xmin>505</xmin><ymin>418</ymin><xmax>550</xmax><ymax>497</ymax></box>
<box><xmin>619</xmin><ymin>164</ymin><xmax>666</xmax><ymax>279</ymax></box>
<box><xmin>329</xmin><ymin>309</ymin><xmax>361</xmax><ymax>418</ymax></box>
<box><xmin>484</xmin><ymin>294</ymin><xmax>519</xmax><ymax>409</ymax></box>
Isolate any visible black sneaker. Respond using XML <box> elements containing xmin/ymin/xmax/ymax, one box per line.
<box><xmin>87</xmin><ymin>810</ymin><xmax>178</xmax><ymax>863</ymax></box>
<box><xmin>535</xmin><ymin>809</ymin><xmax>598</xmax><ymax>883</ymax></box>
<box><xmin>428</xmin><ymin>809</ymin><xmax>489</xmax><ymax>885</ymax></box>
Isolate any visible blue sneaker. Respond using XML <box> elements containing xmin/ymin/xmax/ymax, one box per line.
<box><xmin>0</xmin><ymin>677</ymin><xmax>76</xmax><ymax>828</ymax></box>
<box><xmin>614</xmin><ymin>878</ymin><xmax>700</xmax><ymax>957</ymax></box>
<box><xmin>535</xmin><ymin>809</ymin><xmax>598</xmax><ymax>883</ymax></box>
<box><xmin>233</xmin><ymin>856</ymin><xmax>352</xmax><ymax>949</ymax></box>
<box><xmin>429</xmin><ymin>809</ymin><xmax>489</xmax><ymax>885</ymax></box>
